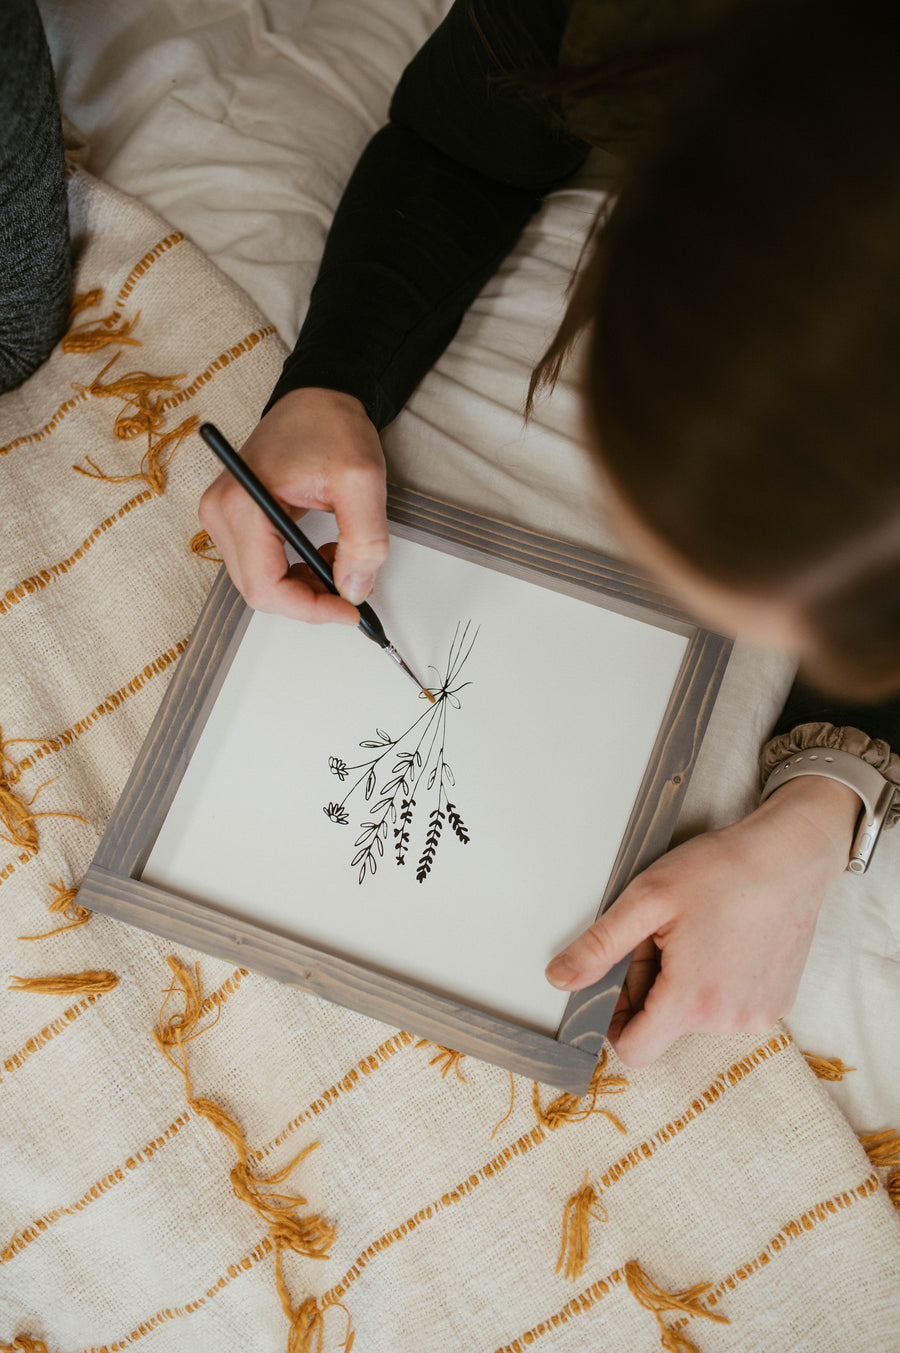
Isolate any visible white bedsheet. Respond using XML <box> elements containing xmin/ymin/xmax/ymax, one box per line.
<box><xmin>39</xmin><ymin>0</ymin><xmax>900</xmax><ymax>1135</ymax></box>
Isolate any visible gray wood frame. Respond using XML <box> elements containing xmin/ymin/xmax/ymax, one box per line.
<box><xmin>77</xmin><ymin>488</ymin><xmax>731</xmax><ymax>1092</ymax></box>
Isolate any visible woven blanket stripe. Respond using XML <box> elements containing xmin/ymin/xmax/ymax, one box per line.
<box><xmin>1</xmin><ymin>168</ymin><xmax>899</xmax><ymax>1353</ymax></box>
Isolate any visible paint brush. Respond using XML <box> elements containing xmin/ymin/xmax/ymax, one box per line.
<box><xmin>199</xmin><ymin>423</ymin><xmax>435</xmax><ymax>703</ymax></box>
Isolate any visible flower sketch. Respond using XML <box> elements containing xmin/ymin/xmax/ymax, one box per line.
<box><xmin>323</xmin><ymin>623</ymin><xmax>477</xmax><ymax>885</ymax></box>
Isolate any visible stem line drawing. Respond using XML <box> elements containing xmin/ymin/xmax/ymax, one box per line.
<box><xmin>323</xmin><ymin>624</ymin><xmax>477</xmax><ymax>885</ymax></box>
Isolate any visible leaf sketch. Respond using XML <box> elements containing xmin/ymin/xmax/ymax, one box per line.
<box><xmin>323</xmin><ymin>623</ymin><xmax>477</xmax><ymax>885</ymax></box>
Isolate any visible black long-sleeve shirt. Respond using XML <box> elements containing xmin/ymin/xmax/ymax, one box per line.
<box><xmin>266</xmin><ymin>0</ymin><xmax>900</xmax><ymax>752</ymax></box>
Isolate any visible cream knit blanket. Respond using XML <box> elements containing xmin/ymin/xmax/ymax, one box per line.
<box><xmin>1</xmin><ymin>167</ymin><xmax>899</xmax><ymax>1353</ymax></box>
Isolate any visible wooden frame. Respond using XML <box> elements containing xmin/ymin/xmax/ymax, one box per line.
<box><xmin>77</xmin><ymin>488</ymin><xmax>731</xmax><ymax>1092</ymax></box>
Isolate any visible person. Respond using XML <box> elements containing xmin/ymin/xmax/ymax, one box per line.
<box><xmin>200</xmin><ymin>0</ymin><xmax>900</xmax><ymax>1068</ymax></box>
<box><xmin>10</xmin><ymin>0</ymin><xmax>896</xmax><ymax>1067</ymax></box>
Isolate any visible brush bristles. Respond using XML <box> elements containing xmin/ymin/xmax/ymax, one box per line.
<box><xmin>422</xmin><ymin>688</ymin><xmax>437</xmax><ymax>705</ymax></box>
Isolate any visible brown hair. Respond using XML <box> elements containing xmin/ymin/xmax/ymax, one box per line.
<box><xmin>531</xmin><ymin>0</ymin><xmax>900</xmax><ymax>700</ymax></box>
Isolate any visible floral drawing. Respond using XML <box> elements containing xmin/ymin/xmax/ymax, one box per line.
<box><xmin>323</xmin><ymin>623</ymin><xmax>477</xmax><ymax>885</ymax></box>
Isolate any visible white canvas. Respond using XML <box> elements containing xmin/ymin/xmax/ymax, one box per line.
<box><xmin>145</xmin><ymin>517</ymin><xmax>688</xmax><ymax>1034</ymax></box>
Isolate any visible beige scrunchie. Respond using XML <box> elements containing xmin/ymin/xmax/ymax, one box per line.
<box><xmin>760</xmin><ymin>722</ymin><xmax>900</xmax><ymax>827</ymax></box>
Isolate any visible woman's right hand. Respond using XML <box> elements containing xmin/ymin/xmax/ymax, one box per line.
<box><xmin>198</xmin><ymin>387</ymin><xmax>389</xmax><ymax>624</ymax></box>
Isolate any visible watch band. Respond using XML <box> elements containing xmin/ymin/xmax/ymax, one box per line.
<box><xmin>760</xmin><ymin>747</ymin><xmax>897</xmax><ymax>874</ymax></box>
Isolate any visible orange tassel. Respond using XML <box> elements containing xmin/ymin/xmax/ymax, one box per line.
<box><xmin>281</xmin><ymin>1295</ymin><xmax>355</xmax><ymax>1353</ymax></box>
<box><xmin>624</xmin><ymin>1260</ymin><xmax>730</xmax><ymax>1351</ymax></box>
<box><xmin>19</xmin><ymin>877</ymin><xmax>90</xmax><ymax>941</ymax></box>
<box><xmin>0</xmin><ymin>778</ymin><xmax>38</xmax><ymax>857</ymax></box>
<box><xmin>556</xmin><ymin>1170</ymin><xmax>607</xmax><ymax>1280</ymax></box>
<box><xmin>62</xmin><ymin>289</ymin><xmax>141</xmax><ymax>353</ymax></box>
<box><xmin>1</xmin><ymin>729</ymin><xmax>88</xmax><ymax>857</ymax></box>
<box><xmin>62</xmin><ymin>313</ymin><xmax>141</xmax><ymax>353</ymax></box>
<box><xmin>9</xmin><ymin>970</ymin><xmax>118</xmax><ymax>995</ymax></box>
<box><xmin>859</xmin><ymin>1128</ymin><xmax>900</xmax><ymax>1169</ymax></box>
<box><xmin>153</xmin><ymin>956</ymin><xmax>222</xmax><ymax>1077</ymax></box>
<box><xmin>265</xmin><ymin>1208</ymin><xmax>336</xmax><ymax>1262</ymax></box>
<box><xmin>416</xmin><ymin>1040</ymin><xmax>467</xmax><ymax>1081</ymax></box>
<box><xmin>859</xmin><ymin>1128</ymin><xmax>900</xmax><ymax>1209</ymax></box>
<box><xmin>73</xmin><ymin>414</ymin><xmax>198</xmax><ymax>497</ymax></box>
<box><xmin>0</xmin><ymin>1337</ymin><xmax>50</xmax><ymax>1353</ymax></box>
<box><xmin>534</xmin><ymin>1046</ymin><xmax>628</xmax><ymax>1134</ymax></box>
<box><xmin>803</xmin><ymin>1052</ymin><xmax>856</xmax><ymax>1081</ymax></box>
<box><xmin>490</xmin><ymin>1071</ymin><xmax>516</xmax><ymax>1141</ymax></box>
<box><xmin>73</xmin><ymin>355</ymin><xmax>185</xmax><ymax>422</ymax></box>
<box><xmin>67</xmin><ymin>289</ymin><xmax>104</xmax><ymax>323</ymax></box>
<box><xmin>71</xmin><ymin>354</ymin><xmax>198</xmax><ymax>494</ymax></box>
<box><xmin>887</xmin><ymin>1173</ymin><xmax>900</xmax><ymax>1209</ymax></box>
<box><xmin>285</xmin><ymin>1297</ymin><xmax>325</xmax><ymax>1353</ymax></box>
<box><xmin>190</xmin><ymin>529</ymin><xmax>222</xmax><ymax>562</ymax></box>
<box><xmin>154</xmin><ymin>955</ymin><xmax>336</xmax><ymax>1343</ymax></box>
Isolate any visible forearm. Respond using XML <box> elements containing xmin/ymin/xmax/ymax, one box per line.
<box><xmin>264</xmin><ymin>123</ymin><xmax>548</xmax><ymax>429</ymax></box>
<box><xmin>265</xmin><ymin>0</ymin><xmax>588</xmax><ymax>429</ymax></box>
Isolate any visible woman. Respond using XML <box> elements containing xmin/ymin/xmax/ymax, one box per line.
<box><xmin>203</xmin><ymin>0</ymin><xmax>898</xmax><ymax>1065</ymax></box>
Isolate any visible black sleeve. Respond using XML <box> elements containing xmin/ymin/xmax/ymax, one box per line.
<box><xmin>770</xmin><ymin>680</ymin><xmax>900</xmax><ymax>751</ymax></box>
<box><xmin>264</xmin><ymin>0</ymin><xmax>589</xmax><ymax>429</ymax></box>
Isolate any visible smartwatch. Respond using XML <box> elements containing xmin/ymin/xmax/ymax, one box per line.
<box><xmin>760</xmin><ymin>747</ymin><xmax>897</xmax><ymax>873</ymax></box>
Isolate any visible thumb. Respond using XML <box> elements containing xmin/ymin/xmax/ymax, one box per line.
<box><xmin>546</xmin><ymin>885</ymin><xmax>665</xmax><ymax>991</ymax></box>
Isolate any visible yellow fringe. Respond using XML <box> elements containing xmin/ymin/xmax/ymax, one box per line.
<box><xmin>153</xmin><ymin>956</ymin><xmax>221</xmax><ymax>1068</ymax></box>
<box><xmin>62</xmin><ymin>312</ymin><xmax>141</xmax><ymax>353</ymax></box>
<box><xmin>416</xmin><ymin>1040</ymin><xmax>467</xmax><ymax>1082</ymax></box>
<box><xmin>67</xmin><ymin>288</ymin><xmax>104</xmax><ymax>322</ymax></box>
<box><xmin>74</xmin><ymin>413</ymin><xmax>199</xmax><ymax>497</ymax></box>
<box><xmin>281</xmin><ymin>1295</ymin><xmax>355</xmax><ymax>1353</ymax></box>
<box><xmin>490</xmin><ymin>1072</ymin><xmax>516</xmax><ymax>1141</ymax></box>
<box><xmin>19</xmin><ymin>877</ymin><xmax>90</xmax><ymax>941</ymax></box>
<box><xmin>533</xmin><ymin>1047</ymin><xmax>628</xmax><ymax>1134</ymax></box>
<box><xmin>63</xmin><ymin>288</ymin><xmax>140</xmax><ymax>349</ymax></box>
<box><xmin>859</xmin><ymin>1128</ymin><xmax>900</xmax><ymax>1169</ymax></box>
<box><xmin>73</xmin><ymin>354</ymin><xmax>184</xmax><ymax>434</ymax></box>
<box><xmin>61</xmin><ymin>287</ymin><xmax>140</xmax><ymax>353</ymax></box>
<box><xmin>154</xmin><ymin>956</ymin><xmax>336</xmax><ymax>1345</ymax></box>
<box><xmin>1</xmin><ymin>729</ymin><xmax>88</xmax><ymax>858</ymax></box>
<box><xmin>9</xmin><ymin>971</ymin><xmax>118</xmax><ymax>995</ymax></box>
<box><xmin>0</xmin><ymin>780</ymin><xmax>38</xmax><ymax>857</ymax></box>
<box><xmin>859</xmin><ymin>1128</ymin><xmax>900</xmax><ymax>1209</ymax></box>
<box><xmin>802</xmin><ymin>1051</ymin><xmax>856</xmax><ymax>1081</ymax></box>
<box><xmin>624</xmin><ymin>1260</ymin><xmax>730</xmax><ymax>1351</ymax></box>
<box><xmin>284</xmin><ymin>1296</ymin><xmax>324</xmax><ymax>1353</ymax></box>
<box><xmin>69</xmin><ymin>354</ymin><xmax>198</xmax><ymax>495</ymax></box>
<box><xmin>0</xmin><ymin>1337</ymin><xmax>50</xmax><ymax>1353</ymax></box>
<box><xmin>190</xmin><ymin>529</ymin><xmax>222</xmax><ymax>562</ymax></box>
<box><xmin>557</xmin><ymin>1170</ymin><xmax>607</xmax><ymax>1280</ymax></box>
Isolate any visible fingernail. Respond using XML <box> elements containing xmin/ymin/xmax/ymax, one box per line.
<box><xmin>545</xmin><ymin>954</ymin><xmax>579</xmax><ymax>988</ymax></box>
<box><xmin>342</xmin><ymin>574</ymin><xmax>374</xmax><ymax>605</ymax></box>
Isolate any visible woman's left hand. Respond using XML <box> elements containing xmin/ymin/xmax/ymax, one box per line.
<box><xmin>545</xmin><ymin>775</ymin><xmax>859</xmax><ymax>1068</ymax></box>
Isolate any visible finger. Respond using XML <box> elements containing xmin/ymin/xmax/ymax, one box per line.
<box><xmin>609</xmin><ymin>989</ymin><xmax>690</xmax><ymax>1070</ymax></box>
<box><xmin>330</xmin><ymin>469</ymin><xmax>390</xmax><ymax>605</ymax></box>
<box><xmin>545</xmin><ymin>886</ymin><xmax>669</xmax><ymax>991</ymax></box>
<box><xmin>606</xmin><ymin>941</ymin><xmax>659</xmax><ymax>1042</ymax></box>
<box><xmin>204</xmin><ymin>484</ymin><xmax>358</xmax><ymax>625</ymax></box>
<box><xmin>282</xmin><ymin>561</ymin><xmax>361</xmax><ymax>625</ymax></box>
